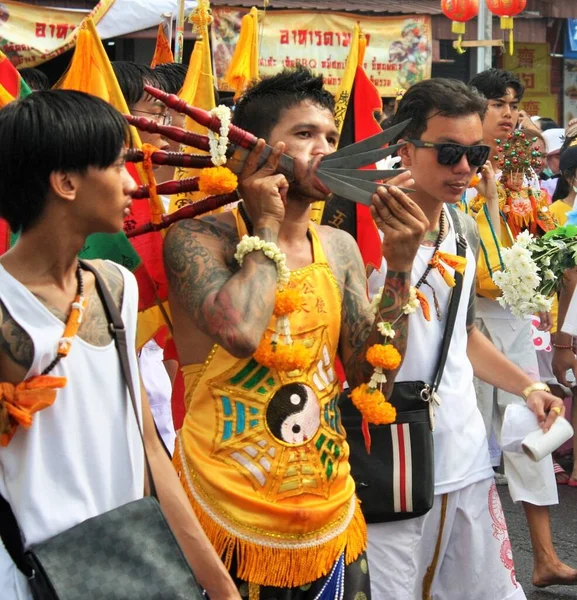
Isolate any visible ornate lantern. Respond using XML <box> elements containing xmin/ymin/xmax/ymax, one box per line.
<box><xmin>486</xmin><ymin>0</ymin><xmax>527</xmax><ymax>55</ymax></box>
<box><xmin>441</xmin><ymin>0</ymin><xmax>479</xmax><ymax>54</ymax></box>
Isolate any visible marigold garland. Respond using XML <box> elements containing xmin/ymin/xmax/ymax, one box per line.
<box><xmin>366</xmin><ymin>344</ymin><xmax>402</xmax><ymax>371</ymax></box>
<box><xmin>351</xmin><ymin>384</ymin><xmax>397</xmax><ymax>426</ymax></box>
<box><xmin>273</xmin><ymin>288</ymin><xmax>303</xmax><ymax>317</ymax></box>
<box><xmin>468</xmin><ymin>174</ymin><xmax>481</xmax><ymax>188</ymax></box>
<box><xmin>254</xmin><ymin>340</ymin><xmax>313</xmax><ymax>372</ymax></box>
<box><xmin>198</xmin><ymin>166</ymin><xmax>238</xmax><ymax>195</ymax></box>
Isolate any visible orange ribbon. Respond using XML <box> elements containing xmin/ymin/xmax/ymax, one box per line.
<box><xmin>0</xmin><ymin>376</ymin><xmax>66</xmax><ymax>446</ymax></box>
<box><xmin>429</xmin><ymin>251</ymin><xmax>467</xmax><ymax>288</ymax></box>
<box><xmin>141</xmin><ymin>143</ymin><xmax>163</xmax><ymax>225</ymax></box>
<box><xmin>415</xmin><ymin>289</ymin><xmax>431</xmax><ymax>322</ymax></box>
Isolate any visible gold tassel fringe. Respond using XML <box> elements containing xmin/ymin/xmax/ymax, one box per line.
<box><xmin>174</xmin><ymin>448</ymin><xmax>367</xmax><ymax>588</ymax></box>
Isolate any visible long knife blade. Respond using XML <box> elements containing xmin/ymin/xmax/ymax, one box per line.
<box><xmin>320</xmin><ymin>143</ymin><xmax>404</xmax><ymax>169</ymax></box>
<box><xmin>321</xmin><ymin>173</ymin><xmax>414</xmax><ymax>195</ymax></box>
<box><xmin>316</xmin><ymin>171</ymin><xmax>374</xmax><ymax>206</ymax></box>
<box><xmin>327</xmin><ymin>118</ymin><xmax>411</xmax><ymax>159</ymax></box>
<box><xmin>318</xmin><ymin>168</ymin><xmax>405</xmax><ymax>181</ymax></box>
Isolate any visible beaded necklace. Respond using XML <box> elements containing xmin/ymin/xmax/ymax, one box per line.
<box><xmin>41</xmin><ymin>263</ymin><xmax>87</xmax><ymax>375</ymax></box>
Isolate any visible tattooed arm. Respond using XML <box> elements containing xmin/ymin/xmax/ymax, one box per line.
<box><xmin>328</xmin><ymin>230</ymin><xmax>411</xmax><ymax>395</ymax></box>
<box><xmin>164</xmin><ymin>217</ymin><xmax>279</xmax><ymax>358</ymax></box>
<box><xmin>333</xmin><ymin>184</ymin><xmax>428</xmax><ymax>393</ymax></box>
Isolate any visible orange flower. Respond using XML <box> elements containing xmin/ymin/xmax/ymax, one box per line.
<box><xmin>468</xmin><ymin>174</ymin><xmax>481</xmax><ymax>188</ymax></box>
<box><xmin>350</xmin><ymin>384</ymin><xmax>397</xmax><ymax>425</ymax></box>
<box><xmin>198</xmin><ymin>166</ymin><xmax>238</xmax><ymax>195</ymax></box>
<box><xmin>274</xmin><ymin>288</ymin><xmax>303</xmax><ymax>316</ymax></box>
<box><xmin>366</xmin><ymin>344</ymin><xmax>402</xmax><ymax>371</ymax></box>
<box><xmin>254</xmin><ymin>340</ymin><xmax>313</xmax><ymax>372</ymax></box>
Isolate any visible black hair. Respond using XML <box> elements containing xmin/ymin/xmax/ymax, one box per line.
<box><xmin>19</xmin><ymin>68</ymin><xmax>50</xmax><ymax>91</ymax></box>
<box><xmin>232</xmin><ymin>65</ymin><xmax>335</xmax><ymax>139</ymax></box>
<box><xmin>468</xmin><ymin>68</ymin><xmax>525</xmax><ymax>102</ymax></box>
<box><xmin>390</xmin><ymin>78</ymin><xmax>487</xmax><ymax>141</ymax></box>
<box><xmin>154</xmin><ymin>62</ymin><xmax>188</xmax><ymax>95</ymax></box>
<box><xmin>555</xmin><ymin>137</ymin><xmax>577</xmax><ymax>201</ymax></box>
<box><xmin>112</xmin><ymin>61</ymin><xmax>160</xmax><ymax>108</ymax></box>
<box><xmin>0</xmin><ymin>90</ymin><xmax>129</xmax><ymax>232</ymax></box>
<box><xmin>537</xmin><ymin>117</ymin><xmax>558</xmax><ymax>132</ymax></box>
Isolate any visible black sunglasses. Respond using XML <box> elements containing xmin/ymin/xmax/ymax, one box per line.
<box><xmin>408</xmin><ymin>139</ymin><xmax>491</xmax><ymax>168</ymax></box>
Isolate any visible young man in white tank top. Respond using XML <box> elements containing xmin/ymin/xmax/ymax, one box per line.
<box><xmin>0</xmin><ymin>90</ymin><xmax>238</xmax><ymax>599</ymax></box>
<box><xmin>366</xmin><ymin>79</ymin><xmax>566</xmax><ymax>600</ymax></box>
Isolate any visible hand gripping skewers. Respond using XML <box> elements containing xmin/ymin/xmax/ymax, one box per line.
<box><xmin>124</xmin><ymin>85</ymin><xmax>411</xmax><ymax>238</ymax></box>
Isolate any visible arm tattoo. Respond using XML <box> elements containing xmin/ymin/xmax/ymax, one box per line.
<box><xmin>0</xmin><ymin>299</ymin><xmax>34</xmax><ymax>370</ymax></box>
<box><xmin>325</xmin><ymin>228</ymin><xmax>411</xmax><ymax>393</ymax></box>
<box><xmin>163</xmin><ymin>218</ymin><xmax>279</xmax><ymax>356</ymax></box>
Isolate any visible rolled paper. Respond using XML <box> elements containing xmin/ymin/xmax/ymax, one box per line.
<box><xmin>124</xmin><ymin>114</ymin><xmax>211</xmax><ymax>152</ymax></box>
<box><xmin>131</xmin><ymin>177</ymin><xmax>200</xmax><ymax>199</ymax></box>
<box><xmin>125</xmin><ymin>191</ymin><xmax>240</xmax><ymax>238</ymax></box>
<box><xmin>125</xmin><ymin>149</ymin><xmax>215</xmax><ymax>168</ymax></box>
<box><xmin>522</xmin><ymin>416</ymin><xmax>574</xmax><ymax>462</ymax></box>
<box><xmin>144</xmin><ymin>85</ymin><xmax>259</xmax><ymax>151</ymax></box>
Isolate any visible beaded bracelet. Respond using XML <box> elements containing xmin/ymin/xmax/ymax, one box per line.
<box><xmin>552</xmin><ymin>343</ymin><xmax>573</xmax><ymax>350</ymax></box>
<box><xmin>234</xmin><ymin>235</ymin><xmax>290</xmax><ymax>285</ymax></box>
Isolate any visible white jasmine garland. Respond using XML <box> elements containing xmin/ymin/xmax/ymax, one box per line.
<box><xmin>207</xmin><ymin>105</ymin><xmax>231</xmax><ymax>166</ymax></box>
<box><xmin>369</xmin><ymin>367</ymin><xmax>387</xmax><ymax>389</ymax></box>
<box><xmin>234</xmin><ymin>235</ymin><xmax>290</xmax><ymax>285</ymax></box>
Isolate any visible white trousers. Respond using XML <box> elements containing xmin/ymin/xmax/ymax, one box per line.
<box><xmin>367</xmin><ymin>477</ymin><xmax>526</xmax><ymax>600</ymax></box>
<box><xmin>475</xmin><ymin>317</ymin><xmax>558</xmax><ymax>506</ymax></box>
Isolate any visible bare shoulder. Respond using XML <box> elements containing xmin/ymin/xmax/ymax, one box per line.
<box><xmin>82</xmin><ymin>258</ymin><xmax>125</xmax><ymax>309</ymax></box>
<box><xmin>0</xmin><ymin>296</ymin><xmax>34</xmax><ymax>376</ymax></box>
<box><xmin>314</xmin><ymin>224</ymin><xmax>365</xmax><ymax>286</ymax></box>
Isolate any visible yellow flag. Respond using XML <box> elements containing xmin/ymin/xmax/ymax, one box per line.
<box><xmin>0</xmin><ymin>83</ymin><xmax>14</xmax><ymax>108</ymax></box>
<box><xmin>310</xmin><ymin>24</ymin><xmax>360</xmax><ymax>225</ymax></box>
<box><xmin>224</xmin><ymin>6</ymin><xmax>259</xmax><ymax>99</ymax></box>
<box><xmin>151</xmin><ymin>23</ymin><xmax>175</xmax><ymax>68</ymax></box>
<box><xmin>170</xmin><ymin>0</ymin><xmax>217</xmax><ymax>213</ymax></box>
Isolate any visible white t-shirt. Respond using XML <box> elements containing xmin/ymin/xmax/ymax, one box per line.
<box><xmin>0</xmin><ymin>262</ymin><xmax>144</xmax><ymax>599</ymax></box>
<box><xmin>368</xmin><ymin>210</ymin><xmax>493</xmax><ymax>495</ymax></box>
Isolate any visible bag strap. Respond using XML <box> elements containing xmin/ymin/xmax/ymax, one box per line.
<box><xmin>80</xmin><ymin>261</ymin><xmax>158</xmax><ymax>499</ymax></box>
<box><xmin>430</xmin><ymin>206</ymin><xmax>467</xmax><ymax>395</ymax></box>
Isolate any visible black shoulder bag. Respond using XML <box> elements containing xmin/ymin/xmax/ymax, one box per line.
<box><xmin>0</xmin><ymin>263</ymin><xmax>204</xmax><ymax>599</ymax></box>
<box><xmin>340</xmin><ymin>212</ymin><xmax>467</xmax><ymax>523</ymax></box>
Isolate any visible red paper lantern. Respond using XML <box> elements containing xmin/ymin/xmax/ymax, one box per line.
<box><xmin>486</xmin><ymin>0</ymin><xmax>527</xmax><ymax>55</ymax></box>
<box><xmin>441</xmin><ymin>0</ymin><xmax>479</xmax><ymax>54</ymax></box>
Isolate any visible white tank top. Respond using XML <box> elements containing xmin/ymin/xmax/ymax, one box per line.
<box><xmin>0</xmin><ymin>261</ymin><xmax>144</xmax><ymax>598</ymax></box>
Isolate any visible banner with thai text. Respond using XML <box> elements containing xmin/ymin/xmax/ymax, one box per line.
<box><xmin>0</xmin><ymin>0</ymin><xmax>113</xmax><ymax>68</ymax></box>
<box><xmin>212</xmin><ymin>8</ymin><xmax>432</xmax><ymax>97</ymax></box>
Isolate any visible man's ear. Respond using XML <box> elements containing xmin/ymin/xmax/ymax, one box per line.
<box><xmin>398</xmin><ymin>138</ymin><xmax>412</xmax><ymax>168</ymax></box>
<box><xmin>48</xmin><ymin>171</ymin><xmax>78</xmax><ymax>202</ymax></box>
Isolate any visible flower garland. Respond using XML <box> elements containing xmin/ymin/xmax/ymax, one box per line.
<box><xmin>234</xmin><ymin>236</ymin><xmax>313</xmax><ymax>372</ymax></box>
<box><xmin>492</xmin><ymin>230</ymin><xmax>553</xmax><ymax>318</ymax></box>
<box><xmin>207</xmin><ymin>105</ymin><xmax>231</xmax><ymax>167</ymax></box>
<box><xmin>350</xmin><ymin>286</ymin><xmax>426</xmax><ymax>434</ymax></box>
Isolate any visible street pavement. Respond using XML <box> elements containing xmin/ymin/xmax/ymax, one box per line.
<box><xmin>502</xmin><ymin>484</ymin><xmax>577</xmax><ymax>600</ymax></box>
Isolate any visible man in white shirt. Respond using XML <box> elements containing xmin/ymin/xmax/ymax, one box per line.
<box><xmin>366</xmin><ymin>78</ymin><xmax>565</xmax><ymax>600</ymax></box>
<box><xmin>468</xmin><ymin>68</ymin><xmax>577</xmax><ymax>588</ymax></box>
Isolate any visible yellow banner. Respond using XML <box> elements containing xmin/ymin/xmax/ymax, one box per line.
<box><xmin>0</xmin><ymin>0</ymin><xmax>114</xmax><ymax>68</ymax></box>
<box><xmin>503</xmin><ymin>43</ymin><xmax>550</xmax><ymax>95</ymax></box>
<box><xmin>212</xmin><ymin>9</ymin><xmax>431</xmax><ymax>97</ymax></box>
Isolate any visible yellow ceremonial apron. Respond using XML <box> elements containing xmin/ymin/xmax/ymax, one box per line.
<box><xmin>174</xmin><ymin>209</ymin><xmax>366</xmax><ymax>588</ymax></box>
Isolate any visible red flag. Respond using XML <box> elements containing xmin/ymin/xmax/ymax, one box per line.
<box><xmin>353</xmin><ymin>65</ymin><xmax>384</xmax><ymax>270</ymax></box>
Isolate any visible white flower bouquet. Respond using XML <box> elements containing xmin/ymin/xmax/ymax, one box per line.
<box><xmin>493</xmin><ymin>226</ymin><xmax>577</xmax><ymax>318</ymax></box>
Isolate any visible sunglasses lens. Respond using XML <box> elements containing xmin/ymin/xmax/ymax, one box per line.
<box><xmin>436</xmin><ymin>144</ymin><xmax>465</xmax><ymax>166</ymax></box>
<box><xmin>467</xmin><ymin>145</ymin><xmax>490</xmax><ymax>167</ymax></box>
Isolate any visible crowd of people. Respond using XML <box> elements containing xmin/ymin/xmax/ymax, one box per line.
<box><xmin>0</xmin><ymin>53</ymin><xmax>576</xmax><ymax>600</ymax></box>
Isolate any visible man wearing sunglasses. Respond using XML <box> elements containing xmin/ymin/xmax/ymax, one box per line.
<box><xmin>366</xmin><ymin>78</ymin><xmax>565</xmax><ymax>600</ymax></box>
<box><xmin>468</xmin><ymin>69</ymin><xmax>577</xmax><ymax>589</ymax></box>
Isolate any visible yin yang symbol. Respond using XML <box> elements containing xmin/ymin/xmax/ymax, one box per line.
<box><xmin>266</xmin><ymin>383</ymin><xmax>321</xmax><ymax>445</ymax></box>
